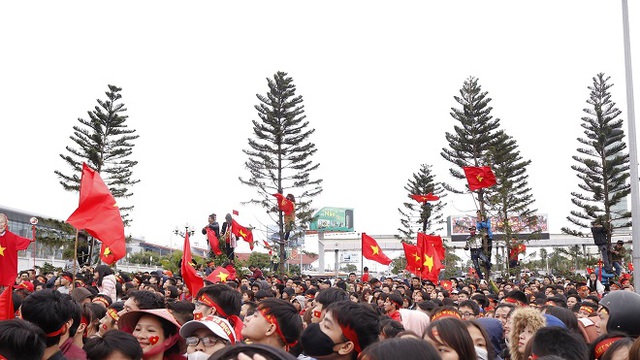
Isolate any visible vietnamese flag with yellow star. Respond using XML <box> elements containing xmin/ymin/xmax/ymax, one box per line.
<box><xmin>231</xmin><ymin>219</ymin><xmax>254</xmax><ymax>250</ymax></box>
<box><xmin>417</xmin><ymin>233</ymin><xmax>445</xmax><ymax>261</ymax></box>
<box><xmin>362</xmin><ymin>233</ymin><xmax>392</xmax><ymax>265</ymax></box>
<box><xmin>417</xmin><ymin>233</ymin><xmax>443</xmax><ymax>283</ymax></box>
<box><xmin>402</xmin><ymin>242</ymin><xmax>422</xmax><ymax>276</ymax></box>
<box><xmin>66</xmin><ymin>163</ymin><xmax>125</xmax><ymax>265</ymax></box>
<box><xmin>272</xmin><ymin>193</ymin><xmax>295</xmax><ymax>215</ymax></box>
<box><xmin>463</xmin><ymin>166</ymin><xmax>497</xmax><ymax>191</ymax></box>
<box><xmin>206</xmin><ymin>266</ymin><xmax>231</xmax><ymax>283</ymax></box>
<box><xmin>181</xmin><ymin>231</ymin><xmax>204</xmax><ymax>296</ymax></box>
<box><xmin>410</xmin><ymin>193</ymin><xmax>440</xmax><ymax>203</ymax></box>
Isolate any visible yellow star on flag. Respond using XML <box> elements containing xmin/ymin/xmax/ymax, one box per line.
<box><xmin>476</xmin><ymin>174</ymin><xmax>484</xmax><ymax>182</ymax></box>
<box><xmin>239</xmin><ymin>230</ymin><xmax>247</xmax><ymax>238</ymax></box>
<box><xmin>217</xmin><ymin>272</ymin><xmax>229</xmax><ymax>282</ymax></box>
<box><xmin>103</xmin><ymin>247</ymin><xmax>111</xmax><ymax>255</ymax></box>
<box><xmin>370</xmin><ymin>245</ymin><xmax>380</xmax><ymax>255</ymax></box>
<box><xmin>412</xmin><ymin>252</ymin><xmax>421</xmax><ymax>262</ymax></box>
<box><xmin>0</xmin><ymin>244</ymin><xmax>5</xmax><ymax>256</ymax></box>
<box><xmin>423</xmin><ymin>253</ymin><xmax>434</xmax><ymax>272</ymax></box>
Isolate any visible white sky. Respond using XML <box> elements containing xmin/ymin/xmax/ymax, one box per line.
<box><xmin>1</xmin><ymin>1</ymin><xmax>639</xmax><ymax>254</ymax></box>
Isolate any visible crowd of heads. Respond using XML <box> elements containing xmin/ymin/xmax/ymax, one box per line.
<box><xmin>2</xmin><ymin>264</ymin><xmax>640</xmax><ymax>360</ymax></box>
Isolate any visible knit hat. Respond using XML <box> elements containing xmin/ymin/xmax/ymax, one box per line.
<box><xmin>71</xmin><ymin>287</ymin><xmax>93</xmax><ymax>303</ymax></box>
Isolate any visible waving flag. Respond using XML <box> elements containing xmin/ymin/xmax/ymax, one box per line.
<box><xmin>410</xmin><ymin>193</ymin><xmax>440</xmax><ymax>203</ymax></box>
<box><xmin>272</xmin><ymin>193</ymin><xmax>295</xmax><ymax>215</ymax></box>
<box><xmin>263</xmin><ymin>240</ymin><xmax>273</xmax><ymax>255</ymax></box>
<box><xmin>181</xmin><ymin>232</ymin><xmax>203</xmax><ymax>297</ymax></box>
<box><xmin>67</xmin><ymin>163</ymin><xmax>125</xmax><ymax>265</ymax></box>
<box><xmin>418</xmin><ymin>233</ymin><xmax>444</xmax><ymax>283</ymax></box>
<box><xmin>231</xmin><ymin>220</ymin><xmax>254</xmax><ymax>250</ymax></box>
<box><xmin>0</xmin><ymin>286</ymin><xmax>14</xmax><ymax>320</ymax></box>
<box><xmin>205</xmin><ymin>228</ymin><xmax>222</xmax><ymax>256</ymax></box>
<box><xmin>463</xmin><ymin>166</ymin><xmax>497</xmax><ymax>191</ymax></box>
<box><xmin>402</xmin><ymin>242</ymin><xmax>422</xmax><ymax>276</ymax></box>
<box><xmin>206</xmin><ymin>266</ymin><xmax>231</xmax><ymax>283</ymax></box>
<box><xmin>418</xmin><ymin>233</ymin><xmax>445</xmax><ymax>261</ymax></box>
<box><xmin>362</xmin><ymin>233</ymin><xmax>392</xmax><ymax>265</ymax></box>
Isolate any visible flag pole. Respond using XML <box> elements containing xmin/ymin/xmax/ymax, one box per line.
<box><xmin>360</xmin><ymin>233</ymin><xmax>364</xmax><ymax>281</ymax></box>
<box><xmin>73</xmin><ymin>230</ymin><xmax>79</xmax><ymax>281</ymax></box>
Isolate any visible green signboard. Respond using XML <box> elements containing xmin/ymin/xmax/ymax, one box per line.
<box><xmin>309</xmin><ymin>207</ymin><xmax>354</xmax><ymax>232</ymax></box>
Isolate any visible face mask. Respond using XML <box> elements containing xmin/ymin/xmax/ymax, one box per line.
<box><xmin>188</xmin><ymin>351</ymin><xmax>211</xmax><ymax>360</ymax></box>
<box><xmin>300</xmin><ymin>323</ymin><xmax>338</xmax><ymax>357</ymax></box>
<box><xmin>475</xmin><ymin>346</ymin><xmax>488</xmax><ymax>360</ymax></box>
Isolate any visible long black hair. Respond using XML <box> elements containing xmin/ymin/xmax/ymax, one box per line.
<box><xmin>94</xmin><ymin>265</ymin><xmax>114</xmax><ymax>287</ymax></box>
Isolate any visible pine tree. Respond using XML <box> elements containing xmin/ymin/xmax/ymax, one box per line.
<box><xmin>562</xmin><ymin>73</ymin><xmax>631</xmax><ymax>245</ymax></box>
<box><xmin>396</xmin><ymin>164</ymin><xmax>447</xmax><ymax>241</ymax></box>
<box><xmin>239</xmin><ymin>71</ymin><xmax>322</xmax><ymax>275</ymax></box>
<box><xmin>55</xmin><ymin>84</ymin><xmax>139</xmax><ymax>225</ymax></box>
<box><xmin>440</xmin><ymin>76</ymin><xmax>502</xmax><ymax>214</ymax></box>
<box><xmin>485</xmin><ymin>130</ymin><xmax>538</xmax><ymax>275</ymax></box>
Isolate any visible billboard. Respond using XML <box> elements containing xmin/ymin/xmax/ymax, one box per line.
<box><xmin>309</xmin><ymin>207</ymin><xmax>354</xmax><ymax>232</ymax></box>
<box><xmin>448</xmin><ymin>214</ymin><xmax>549</xmax><ymax>241</ymax></box>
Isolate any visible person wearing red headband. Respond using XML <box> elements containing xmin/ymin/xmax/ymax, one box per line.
<box><xmin>241</xmin><ymin>298</ymin><xmax>302</xmax><ymax>352</ymax></box>
<box><xmin>300</xmin><ymin>300</ymin><xmax>380</xmax><ymax>360</ymax></box>
<box><xmin>20</xmin><ymin>289</ymin><xmax>77</xmax><ymax>360</ymax></box>
<box><xmin>193</xmin><ymin>285</ymin><xmax>242</xmax><ymax>341</ymax></box>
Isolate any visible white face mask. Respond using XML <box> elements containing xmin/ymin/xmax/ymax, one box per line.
<box><xmin>188</xmin><ymin>351</ymin><xmax>211</xmax><ymax>360</ymax></box>
<box><xmin>475</xmin><ymin>346</ymin><xmax>488</xmax><ymax>360</ymax></box>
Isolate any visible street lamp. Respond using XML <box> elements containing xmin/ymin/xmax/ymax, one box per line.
<box><xmin>174</xmin><ymin>224</ymin><xmax>195</xmax><ymax>238</ymax></box>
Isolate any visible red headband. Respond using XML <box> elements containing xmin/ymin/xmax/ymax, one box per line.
<box><xmin>504</xmin><ymin>297</ymin><xmax>526</xmax><ymax>307</ymax></box>
<box><xmin>62</xmin><ymin>275</ymin><xmax>73</xmax><ymax>283</ymax></box>
<box><xmin>107</xmin><ymin>308</ymin><xmax>120</xmax><ymax>322</ymax></box>
<box><xmin>46</xmin><ymin>324</ymin><xmax>66</xmax><ymax>338</ymax></box>
<box><xmin>339</xmin><ymin>323</ymin><xmax>361</xmax><ymax>353</ymax></box>
<box><xmin>580</xmin><ymin>306</ymin><xmax>594</xmax><ymax>314</ymax></box>
<box><xmin>595</xmin><ymin>337</ymin><xmax>624</xmax><ymax>359</ymax></box>
<box><xmin>431</xmin><ymin>309</ymin><xmax>462</xmax><ymax>322</ymax></box>
<box><xmin>93</xmin><ymin>297</ymin><xmax>110</xmax><ymax>307</ymax></box>
<box><xmin>259</xmin><ymin>308</ymin><xmax>297</xmax><ymax>347</ymax></box>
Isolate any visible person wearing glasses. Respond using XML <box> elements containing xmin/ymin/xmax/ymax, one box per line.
<box><xmin>179</xmin><ymin>315</ymin><xmax>236</xmax><ymax>360</ymax></box>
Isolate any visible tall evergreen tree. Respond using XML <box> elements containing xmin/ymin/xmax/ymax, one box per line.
<box><xmin>55</xmin><ymin>84</ymin><xmax>139</xmax><ymax>225</ymax></box>
<box><xmin>485</xmin><ymin>130</ymin><xmax>538</xmax><ymax>274</ymax></box>
<box><xmin>440</xmin><ymin>76</ymin><xmax>502</xmax><ymax>214</ymax></box>
<box><xmin>562</xmin><ymin>73</ymin><xmax>631</xmax><ymax>246</ymax></box>
<box><xmin>396</xmin><ymin>164</ymin><xmax>447</xmax><ymax>241</ymax></box>
<box><xmin>239</xmin><ymin>71</ymin><xmax>322</xmax><ymax>275</ymax></box>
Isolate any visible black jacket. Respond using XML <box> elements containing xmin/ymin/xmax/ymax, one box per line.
<box><xmin>591</xmin><ymin>225</ymin><xmax>608</xmax><ymax>246</ymax></box>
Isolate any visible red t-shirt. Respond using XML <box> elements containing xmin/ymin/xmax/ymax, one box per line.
<box><xmin>0</xmin><ymin>231</ymin><xmax>32</xmax><ymax>286</ymax></box>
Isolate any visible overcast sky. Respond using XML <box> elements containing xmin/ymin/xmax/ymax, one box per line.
<box><xmin>1</xmin><ymin>1</ymin><xmax>639</xmax><ymax>254</ymax></box>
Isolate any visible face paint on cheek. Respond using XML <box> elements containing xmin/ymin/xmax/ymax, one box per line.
<box><xmin>149</xmin><ymin>336</ymin><xmax>159</xmax><ymax>345</ymax></box>
<box><xmin>194</xmin><ymin>312</ymin><xmax>203</xmax><ymax>321</ymax></box>
<box><xmin>102</xmin><ymin>324</ymin><xmax>108</xmax><ymax>331</ymax></box>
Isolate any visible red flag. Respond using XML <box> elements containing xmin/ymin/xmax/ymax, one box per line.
<box><xmin>0</xmin><ymin>286</ymin><xmax>14</xmax><ymax>320</ymax></box>
<box><xmin>181</xmin><ymin>232</ymin><xmax>204</xmax><ymax>297</ymax></box>
<box><xmin>418</xmin><ymin>234</ymin><xmax>443</xmax><ymax>283</ymax></box>
<box><xmin>272</xmin><ymin>193</ymin><xmax>295</xmax><ymax>215</ymax></box>
<box><xmin>441</xmin><ymin>280</ymin><xmax>453</xmax><ymax>292</ymax></box>
<box><xmin>66</xmin><ymin>163</ymin><xmax>125</xmax><ymax>265</ymax></box>
<box><xmin>629</xmin><ymin>262</ymin><xmax>634</xmax><ymax>272</ymax></box>
<box><xmin>402</xmin><ymin>242</ymin><xmax>422</xmax><ymax>276</ymax></box>
<box><xmin>0</xmin><ymin>230</ymin><xmax>32</xmax><ymax>286</ymax></box>
<box><xmin>263</xmin><ymin>240</ymin><xmax>273</xmax><ymax>255</ymax></box>
<box><xmin>418</xmin><ymin>233</ymin><xmax>445</xmax><ymax>261</ymax></box>
<box><xmin>410</xmin><ymin>193</ymin><xmax>440</xmax><ymax>203</ymax></box>
<box><xmin>205</xmin><ymin>228</ymin><xmax>222</xmax><ymax>256</ymax></box>
<box><xmin>231</xmin><ymin>220</ymin><xmax>254</xmax><ymax>250</ymax></box>
<box><xmin>362</xmin><ymin>233</ymin><xmax>392</xmax><ymax>265</ymax></box>
<box><xmin>232</xmin><ymin>209</ymin><xmax>239</xmax><ymax>216</ymax></box>
<box><xmin>463</xmin><ymin>166</ymin><xmax>497</xmax><ymax>191</ymax></box>
<box><xmin>206</xmin><ymin>266</ymin><xmax>231</xmax><ymax>283</ymax></box>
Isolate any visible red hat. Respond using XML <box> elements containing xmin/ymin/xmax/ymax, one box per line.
<box><xmin>13</xmin><ymin>281</ymin><xmax>34</xmax><ymax>292</ymax></box>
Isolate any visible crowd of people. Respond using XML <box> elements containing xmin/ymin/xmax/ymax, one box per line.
<box><xmin>2</xmin><ymin>262</ymin><xmax>640</xmax><ymax>360</ymax></box>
